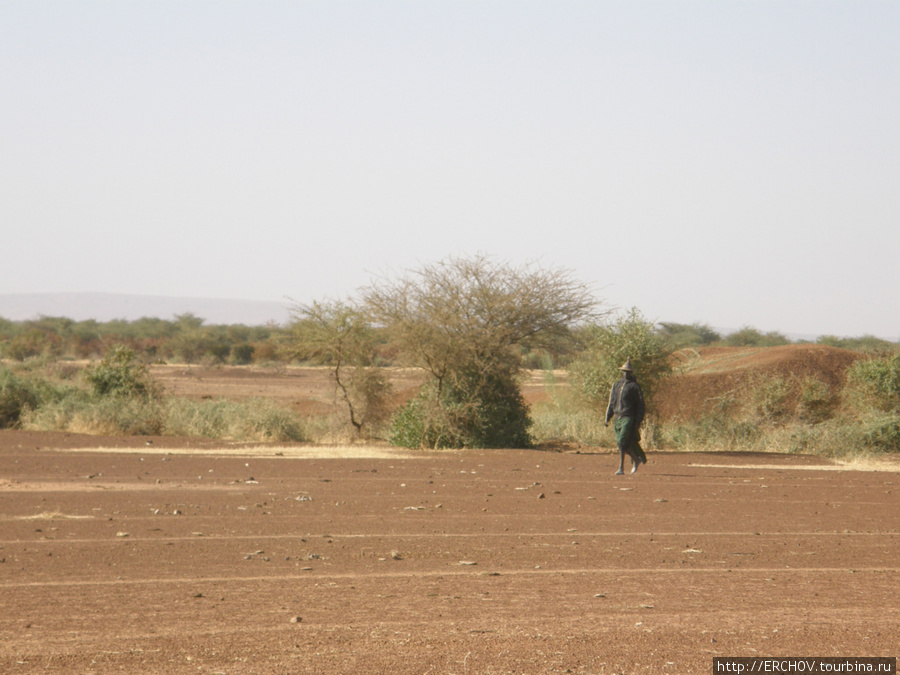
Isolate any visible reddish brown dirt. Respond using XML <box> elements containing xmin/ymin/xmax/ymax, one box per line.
<box><xmin>2</xmin><ymin>428</ymin><xmax>898</xmax><ymax>674</ymax></box>
<box><xmin>149</xmin><ymin>365</ymin><xmax>429</xmax><ymax>417</ymax></box>
<box><xmin>655</xmin><ymin>345</ymin><xmax>864</xmax><ymax>422</ymax></box>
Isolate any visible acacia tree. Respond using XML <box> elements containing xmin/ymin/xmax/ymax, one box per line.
<box><xmin>363</xmin><ymin>254</ymin><xmax>599</xmax><ymax>448</ymax></box>
<box><xmin>287</xmin><ymin>300</ymin><xmax>391</xmax><ymax>437</ymax></box>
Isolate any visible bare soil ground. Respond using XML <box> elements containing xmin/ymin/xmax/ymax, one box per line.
<box><xmin>147</xmin><ymin>364</ymin><xmax>429</xmax><ymax>417</ymax></box>
<box><xmin>1</xmin><ymin>431</ymin><xmax>898</xmax><ymax>674</ymax></box>
<box><xmin>1</xmin><ymin>347</ymin><xmax>898</xmax><ymax>674</ymax></box>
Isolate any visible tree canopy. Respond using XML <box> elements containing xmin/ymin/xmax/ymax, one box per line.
<box><xmin>363</xmin><ymin>254</ymin><xmax>600</xmax><ymax>448</ymax></box>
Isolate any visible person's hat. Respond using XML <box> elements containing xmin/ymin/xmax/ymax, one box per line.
<box><xmin>619</xmin><ymin>358</ymin><xmax>634</xmax><ymax>372</ymax></box>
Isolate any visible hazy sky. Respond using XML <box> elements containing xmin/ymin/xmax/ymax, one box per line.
<box><xmin>2</xmin><ymin>1</ymin><xmax>898</xmax><ymax>338</ymax></box>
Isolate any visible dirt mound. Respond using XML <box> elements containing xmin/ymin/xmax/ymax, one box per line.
<box><xmin>655</xmin><ymin>344</ymin><xmax>863</xmax><ymax>422</ymax></box>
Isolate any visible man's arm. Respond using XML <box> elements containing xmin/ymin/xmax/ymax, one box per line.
<box><xmin>634</xmin><ymin>383</ymin><xmax>646</xmax><ymax>427</ymax></box>
<box><xmin>605</xmin><ymin>381</ymin><xmax>618</xmax><ymax>425</ymax></box>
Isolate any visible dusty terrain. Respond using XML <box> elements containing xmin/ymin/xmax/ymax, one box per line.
<box><xmin>1</xmin><ymin>346</ymin><xmax>898</xmax><ymax>674</ymax></box>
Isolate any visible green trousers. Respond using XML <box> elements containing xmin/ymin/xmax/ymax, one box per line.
<box><xmin>614</xmin><ymin>416</ymin><xmax>646</xmax><ymax>463</ymax></box>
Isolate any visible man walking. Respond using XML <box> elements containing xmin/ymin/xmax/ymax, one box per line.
<box><xmin>605</xmin><ymin>358</ymin><xmax>647</xmax><ymax>475</ymax></box>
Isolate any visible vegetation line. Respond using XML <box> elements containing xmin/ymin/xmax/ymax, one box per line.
<box><xmin>2</xmin><ymin>255</ymin><xmax>897</xmax><ymax>458</ymax></box>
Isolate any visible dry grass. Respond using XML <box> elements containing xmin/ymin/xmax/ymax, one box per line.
<box><xmin>14</xmin><ymin>511</ymin><xmax>94</xmax><ymax>520</ymax></box>
<box><xmin>54</xmin><ymin>444</ymin><xmax>422</xmax><ymax>459</ymax></box>
<box><xmin>689</xmin><ymin>456</ymin><xmax>900</xmax><ymax>473</ymax></box>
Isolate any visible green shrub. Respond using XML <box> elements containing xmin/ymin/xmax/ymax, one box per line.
<box><xmin>845</xmin><ymin>354</ymin><xmax>900</xmax><ymax>413</ymax></box>
<box><xmin>164</xmin><ymin>398</ymin><xmax>305</xmax><ymax>442</ymax></box>
<box><xmin>389</xmin><ymin>390</ymin><xmax>432</xmax><ymax>448</ymax></box>
<box><xmin>450</xmin><ymin>368</ymin><xmax>532</xmax><ymax>449</ymax></box>
<box><xmin>817</xmin><ymin>335</ymin><xmax>897</xmax><ymax>355</ymax></box>
<box><xmin>390</xmin><ymin>368</ymin><xmax>532</xmax><ymax>449</ymax></box>
<box><xmin>22</xmin><ymin>388</ymin><xmax>165</xmax><ymax>436</ymax></box>
<box><xmin>797</xmin><ymin>377</ymin><xmax>836</xmax><ymax>424</ymax></box>
<box><xmin>3</xmin><ymin>329</ymin><xmax>55</xmax><ymax>361</ymax></box>
<box><xmin>85</xmin><ymin>397</ymin><xmax>165</xmax><ymax>435</ymax></box>
<box><xmin>746</xmin><ymin>375</ymin><xmax>793</xmax><ymax>424</ymax></box>
<box><xmin>0</xmin><ymin>368</ymin><xmax>39</xmax><ymax>428</ymax></box>
<box><xmin>860</xmin><ymin>414</ymin><xmax>900</xmax><ymax>452</ymax></box>
<box><xmin>231</xmin><ymin>344</ymin><xmax>255</xmax><ymax>365</ymax></box>
<box><xmin>657</xmin><ymin>322</ymin><xmax>721</xmax><ymax>349</ymax></box>
<box><xmin>83</xmin><ymin>346</ymin><xmax>160</xmax><ymax>399</ymax></box>
<box><xmin>570</xmin><ymin>308</ymin><xmax>673</xmax><ymax>415</ymax></box>
<box><xmin>724</xmin><ymin>326</ymin><xmax>790</xmax><ymax>347</ymax></box>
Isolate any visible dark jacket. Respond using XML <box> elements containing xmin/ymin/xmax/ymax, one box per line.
<box><xmin>605</xmin><ymin>375</ymin><xmax>645</xmax><ymax>426</ymax></box>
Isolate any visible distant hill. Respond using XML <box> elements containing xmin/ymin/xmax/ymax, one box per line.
<box><xmin>0</xmin><ymin>293</ymin><xmax>293</xmax><ymax>326</ymax></box>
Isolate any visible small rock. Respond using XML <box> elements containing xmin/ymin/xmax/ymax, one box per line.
<box><xmin>459</xmin><ymin>560</ymin><xmax>477</xmax><ymax>566</ymax></box>
<box><xmin>116</xmin><ymin>532</ymin><xmax>130</xmax><ymax>538</ymax></box>
<box><xmin>391</xmin><ymin>551</ymin><xmax>403</xmax><ymax>560</ymax></box>
<box><xmin>289</xmin><ymin>616</ymin><xmax>302</xmax><ymax>624</ymax></box>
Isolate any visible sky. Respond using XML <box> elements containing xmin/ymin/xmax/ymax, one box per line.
<box><xmin>2</xmin><ymin>1</ymin><xmax>898</xmax><ymax>339</ymax></box>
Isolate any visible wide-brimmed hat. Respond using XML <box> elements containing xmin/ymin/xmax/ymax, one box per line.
<box><xmin>619</xmin><ymin>358</ymin><xmax>634</xmax><ymax>372</ymax></box>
